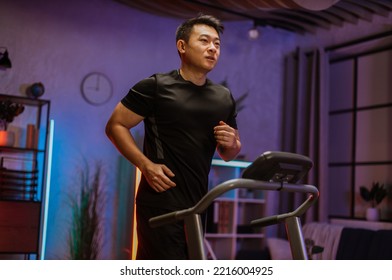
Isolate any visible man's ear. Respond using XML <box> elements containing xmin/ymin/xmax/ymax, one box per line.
<box><xmin>177</xmin><ymin>40</ymin><xmax>186</xmax><ymax>53</ymax></box>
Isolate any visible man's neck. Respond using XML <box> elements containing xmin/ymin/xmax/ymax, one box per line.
<box><xmin>179</xmin><ymin>67</ymin><xmax>207</xmax><ymax>86</ymax></box>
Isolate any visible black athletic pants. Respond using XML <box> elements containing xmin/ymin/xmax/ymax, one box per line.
<box><xmin>136</xmin><ymin>204</ymin><xmax>189</xmax><ymax>260</ymax></box>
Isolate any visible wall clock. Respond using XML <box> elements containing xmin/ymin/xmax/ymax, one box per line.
<box><xmin>81</xmin><ymin>72</ymin><xmax>113</xmax><ymax>105</ymax></box>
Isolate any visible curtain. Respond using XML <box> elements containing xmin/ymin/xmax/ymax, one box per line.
<box><xmin>277</xmin><ymin>48</ymin><xmax>330</xmax><ymax>237</ymax></box>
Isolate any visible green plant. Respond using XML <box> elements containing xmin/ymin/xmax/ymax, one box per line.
<box><xmin>69</xmin><ymin>161</ymin><xmax>106</xmax><ymax>259</ymax></box>
<box><xmin>359</xmin><ymin>182</ymin><xmax>388</xmax><ymax>208</ymax></box>
<box><xmin>305</xmin><ymin>238</ymin><xmax>324</xmax><ymax>260</ymax></box>
<box><xmin>0</xmin><ymin>99</ymin><xmax>25</xmax><ymax>130</ymax></box>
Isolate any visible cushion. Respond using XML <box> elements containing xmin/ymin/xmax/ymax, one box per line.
<box><xmin>336</xmin><ymin>228</ymin><xmax>374</xmax><ymax>260</ymax></box>
<box><xmin>368</xmin><ymin>230</ymin><xmax>392</xmax><ymax>259</ymax></box>
<box><xmin>266</xmin><ymin>237</ymin><xmax>292</xmax><ymax>260</ymax></box>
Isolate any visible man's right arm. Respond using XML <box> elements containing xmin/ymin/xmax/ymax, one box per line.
<box><xmin>105</xmin><ymin>102</ymin><xmax>176</xmax><ymax>192</ymax></box>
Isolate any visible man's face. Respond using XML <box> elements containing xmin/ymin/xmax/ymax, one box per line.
<box><xmin>182</xmin><ymin>24</ymin><xmax>221</xmax><ymax>73</ymax></box>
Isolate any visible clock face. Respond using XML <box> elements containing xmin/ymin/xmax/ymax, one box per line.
<box><xmin>81</xmin><ymin>72</ymin><xmax>113</xmax><ymax>105</ymax></box>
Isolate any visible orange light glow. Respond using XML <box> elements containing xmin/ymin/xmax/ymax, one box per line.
<box><xmin>131</xmin><ymin>168</ymin><xmax>142</xmax><ymax>260</ymax></box>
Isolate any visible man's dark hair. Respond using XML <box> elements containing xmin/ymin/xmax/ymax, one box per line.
<box><xmin>175</xmin><ymin>14</ymin><xmax>224</xmax><ymax>43</ymax></box>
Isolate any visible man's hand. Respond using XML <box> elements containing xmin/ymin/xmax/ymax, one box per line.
<box><xmin>141</xmin><ymin>162</ymin><xmax>176</xmax><ymax>192</ymax></box>
<box><xmin>214</xmin><ymin>121</ymin><xmax>241</xmax><ymax>161</ymax></box>
<box><xmin>214</xmin><ymin>120</ymin><xmax>239</xmax><ymax>149</ymax></box>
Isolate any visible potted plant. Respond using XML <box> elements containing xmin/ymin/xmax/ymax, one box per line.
<box><xmin>0</xmin><ymin>99</ymin><xmax>24</xmax><ymax>146</ymax></box>
<box><xmin>359</xmin><ymin>181</ymin><xmax>388</xmax><ymax>221</ymax></box>
<box><xmin>68</xmin><ymin>161</ymin><xmax>106</xmax><ymax>259</ymax></box>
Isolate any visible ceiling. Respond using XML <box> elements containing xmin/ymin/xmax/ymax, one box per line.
<box><xmin>115</xmin><ymin>0</ymin><xmax>392</xmax><ymax>34</ymax></box>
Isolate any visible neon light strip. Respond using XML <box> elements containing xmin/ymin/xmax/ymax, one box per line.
<box><xmin>39</xmin><ymin>119</ymin><xmax>54</xmax><ymax>260</ymax></box>
<box><xmin>211</xmin><ymin>159</ymin><xmax>251</xmax><ymax>168</ymax></box>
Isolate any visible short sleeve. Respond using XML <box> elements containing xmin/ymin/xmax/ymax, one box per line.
<box><xmin>121</xmin><ymin>75</ymin><xmax>156</xmax><ymax>117</ymax></box>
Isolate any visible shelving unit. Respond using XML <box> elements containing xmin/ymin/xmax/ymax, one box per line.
<box><xmin>205</xmin><ymin>159</ymin><xmax>266</xmax><ymax>259</ymax></box>
<box><xmin>0</xmin><ymin>94</ymin><xmax>51</xmax><ymax>259</ymax></box>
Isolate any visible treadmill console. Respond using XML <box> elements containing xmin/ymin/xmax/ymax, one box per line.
<box><xmin>242</xmin><ymin>151</ymin><xmax>313</xmax><ymax>183</ymax></box>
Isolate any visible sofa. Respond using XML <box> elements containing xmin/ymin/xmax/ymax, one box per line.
<box><xmin>241</xmin><ymin>222</ymin><xmax>392</xmax><ymax>260</ymax></box>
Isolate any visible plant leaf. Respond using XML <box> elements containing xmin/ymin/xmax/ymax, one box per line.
<box><xmin>359</xmin><ymin>186</ymin><xmax>371</xmax><ymax>202</ymax></box>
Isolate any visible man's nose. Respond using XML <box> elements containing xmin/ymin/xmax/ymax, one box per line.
<box><xmin>208</xmin><ymin>42</ymin><xmax>217</xmax><ymax>52</ymax></box>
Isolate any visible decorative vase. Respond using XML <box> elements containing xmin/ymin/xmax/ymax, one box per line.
<box><xmin>26</xmin><ymin>82</ymin><xmax>45</xmax><ymax>99</ymax></box>
<box><xmin>366</xmin><ymin>207</ymin><xmax>380</xmax><ymax>221</ymax></box>
<box><xmin>0</xmin><ymin>130</ymin><xmax>15</xmax><ymax>146</ymax></box>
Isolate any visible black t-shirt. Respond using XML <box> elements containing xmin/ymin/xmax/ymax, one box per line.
<box><xmin>121</xmin><ymin>70</ymin><xmax>238</xmax><ymax>210</ymax></box>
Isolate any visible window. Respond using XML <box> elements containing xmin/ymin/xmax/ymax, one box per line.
<box><xmin>328</xmin><ymin>46</ymin><xmax>392</xmax><ymax>221</ymax></box>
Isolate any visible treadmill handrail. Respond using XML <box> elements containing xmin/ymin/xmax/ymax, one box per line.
<box><xmin>149</xmin><ymin>178</ymin><xmax>319</xmax><ymax>228</ymax></box>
